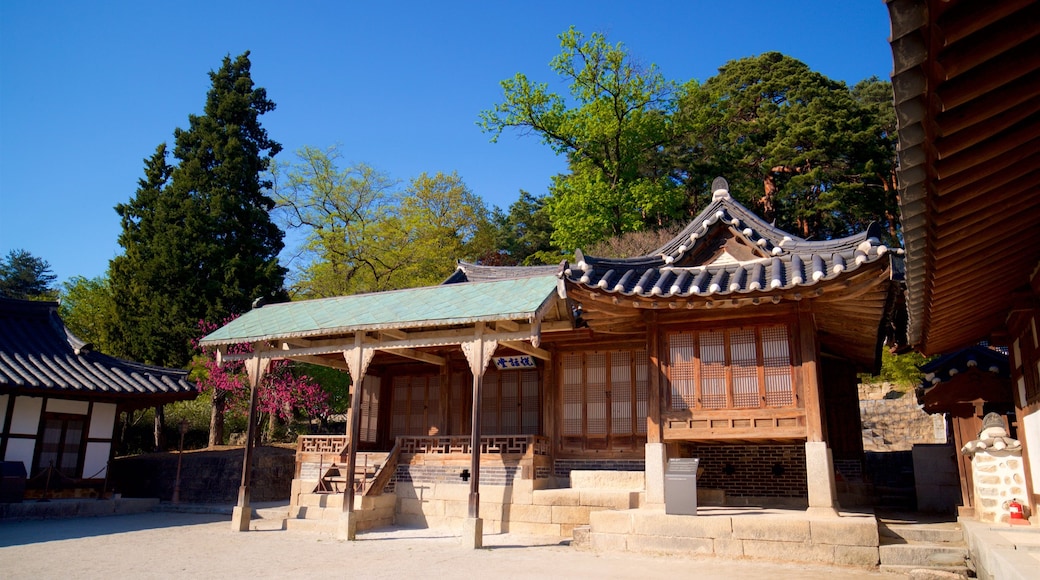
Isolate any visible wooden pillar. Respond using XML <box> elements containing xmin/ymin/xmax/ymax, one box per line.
<box><xmin>646</xmin><ymin>312</ymin><xmax>662</xmax><ymax>444</ymax></box>
<box><xmin>232</xmin><ymin>353</ymin><xmax>269</xmax><ymax>532</ymax></box>
<box><xmin>339</xmin><ymin>333</ymin><xmax>374</xmax><ymax>541</ymax></box>
<box><xmin>798</xmin><ymin>306</ymin><xmax>825</xmax><ymax>442</ymax></box>
<box><xmin>461</xmin><ymin>324</ymin><xmax>497</xmax><ymax>549</ymax></box>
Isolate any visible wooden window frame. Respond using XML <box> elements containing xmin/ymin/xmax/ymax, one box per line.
<box><xmin>666</xmin><ymin>323</ymin><xmax>796</xmax><ymax>412</ymax></box>
<box><xmin>32</xmin><ymin>412</ymin><xmax>87</xmax><ymax>479</ymax></box>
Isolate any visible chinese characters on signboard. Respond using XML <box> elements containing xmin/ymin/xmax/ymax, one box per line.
<box><xmin>493</xmin><ymin>355</ymin><xmax>537</xmax><ymax>370</ymax></box>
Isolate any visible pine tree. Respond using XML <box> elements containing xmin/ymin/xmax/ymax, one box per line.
<box><xmin>109</xmin><ymin>52</ymin><xmax>285</xmax><ymax>367</ymax></box>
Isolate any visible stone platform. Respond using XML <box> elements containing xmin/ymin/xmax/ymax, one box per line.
<box><xmin>574</xmin><ymin>505</ymin><xmax>882</xmax><ymax>569</ymax></box>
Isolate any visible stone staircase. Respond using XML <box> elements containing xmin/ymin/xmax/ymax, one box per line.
<box><xmin>285</xmin><ymin>451</ymin><xmax>397</xmax><ymax>533</ymax></box>
<box><xmin>315</xmin><ymin>452</ymin><xmax>389</xmax><ymax>495</ymax></box>
<box><xmin>878</xmin><ymin>513</ymin><xmax>972</xmax><ymax>577</ymax></box>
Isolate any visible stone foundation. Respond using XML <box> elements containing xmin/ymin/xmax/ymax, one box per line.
<box><xmin>970</xmin><ymin>450</ymin><xmax>1028</xmax><ymax>523</ymax></box>
<box><xmin>578</xmin><ymin>507</ymin><xmax>881</xmax><ymax>569</ymax></box>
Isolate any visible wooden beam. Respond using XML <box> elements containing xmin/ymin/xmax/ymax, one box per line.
<box><xmin>379</xmin><ymin>329</ymin><xmax>408</xmax><ymax>340</ymax></box>
<box><xmin>500</xmin><ymin>340</ymin><xmax>550</xmax><ymax>361</ymax></box>
<box><xmin>379</xmin><ymin>348</ymin><xmax>447</xmax><ymax>366</ymax></box>
<box><xmin>495</xmin><ymin>320</ymin><xmax>520</xmax><ymax>332</ymax></box>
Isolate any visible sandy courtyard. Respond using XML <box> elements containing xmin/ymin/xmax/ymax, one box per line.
<box><xmin>0</xmin><ymin>511</ymin><xmax>903</xmax><ymax>579</ymax></box>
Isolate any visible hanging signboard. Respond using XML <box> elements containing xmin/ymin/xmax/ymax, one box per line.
<box><xmin>493</xmin><ymin>355</ymin><xmax>537</xmax><ymax>370</ymax></box>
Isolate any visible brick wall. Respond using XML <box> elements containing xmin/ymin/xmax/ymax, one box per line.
<box><xmin>684</xmin><ymin>444</ymin><xmax>807</xmax><ymax>499</ymax></box>
<box><xmin>391</xmin><ymin>463</ymin><xmax>520</xmax><ymax>488</ymax></box>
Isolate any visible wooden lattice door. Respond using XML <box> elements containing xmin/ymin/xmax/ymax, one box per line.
<box><xmin>560</xmin><ymin>349</ymin><xmax>648</xmax><ymax>452</ymax></box>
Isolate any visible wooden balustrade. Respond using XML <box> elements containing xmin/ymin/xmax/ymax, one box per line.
<box><xmin>396</xmin><ymin>434</ymin><xmax>550</xmax><ymax>456</ymax></box>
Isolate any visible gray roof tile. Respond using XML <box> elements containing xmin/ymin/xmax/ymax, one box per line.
<box><xmin>564</xmin><ymin>180</ymin><xmax>898</xmax><ymax>298</ymax></box>
<box><xmin>0</xmin><ymin>298</ymin><xmax>196</xmax><ymax>403</ymax></box>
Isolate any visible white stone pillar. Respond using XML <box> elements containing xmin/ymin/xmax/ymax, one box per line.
<box><xmin>805</xmin><ymin>441</ymin><xmax>840</xmax><ymax>516</ymax></box>
<box><xmin>644</xmin><ymin>442</ymin><xmax>666</xmax><ymax>505</ymax></box>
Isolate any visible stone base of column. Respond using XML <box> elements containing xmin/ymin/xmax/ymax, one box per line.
<box><xmin>231</xmin><ymin>486</ymin><xmax>251</xmax><ymax>531</ymax></box>
<box><xmin>805</xmin><ymin>441</ymin><xmax>840</xmax><ymax>515</ymax></box>
<box><xmin>462</xmin><ymin>517</ymin><xmax>483</xmax><ymax>549</ymax></box>
<box><xmin>337</xmin><ymin>511</ymin><xmax>358</xmax><ymax>541</ymax></box>
<box><xmin>644</xmin><ymin>442</ymin><xmax>666</xmax><ymax>505</ymax></box>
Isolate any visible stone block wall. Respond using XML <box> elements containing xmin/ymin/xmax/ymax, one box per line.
<box><xmin>110</xmin><ymin>446</ymin><xmax>295</xmax><ymax>503</ymax></box>
<box><xmin>860</xmin><ymin>388</ymin><xmax>944</xmax><ymax>452</ymax></box>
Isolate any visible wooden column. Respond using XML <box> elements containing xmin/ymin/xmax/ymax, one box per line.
<box><xmin>798</xmin><ymin>306</ymin><xmax>825</xmax><ymax>442</ymax></box>
<box><xmin>232</xmin><ymin>353</ymin><xmax>269</xmax><ymax>532</ymax></box>
<box><xmin>646</xmin><ymin>312</ymin><xmax>662</xmax><ymax>444</ymax></box>
<box><xmin>339</xmin><ymin>333</ymin><xmax>374</xmax><ymax>540</ymax></box>
<box><xmin>461</xmin><ymin>324</ymin><xmax>497</xmax><ymax>549</ymax></box>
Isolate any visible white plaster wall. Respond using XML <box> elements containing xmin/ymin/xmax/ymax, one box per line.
<box><xmin>4</xmin><ymin>438</ymin><xmax>36</xmax><ymax>474</ymax></box>
<box><xmin>0</xmin><ymin>394</ymin><xmax>7</xmax><ymax>432</ymax></box>
<box><xmin>88</xmin><ymin>402</ymin><xmax>116</xmax><ymax>439</ymax></box>
<box><xmin>82</xmin><ymin>441</ymin><xmax>111</xmax><ymax>479</ymax></box>
<box><xmin>46</xmin><ymin>398</ymin><xmax>89</xmax><ymax>414</ymax></box>
<box><xmin>10</xmin><ymin>396</ymin><xmax>42</xmax><ymax>434</ymax></box>
<box><xmin>1023</xmin><ymin>409</ymin><xmax>1040</xmax><ymax>491</ymax></box>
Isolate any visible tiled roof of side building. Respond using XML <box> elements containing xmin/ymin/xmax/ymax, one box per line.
<box><xmin>443</xmin><ymin>261</ymin><xmax>563</xmax><ymax>284</ymax></box>
<box><xmin>0</xmin><ymin>298</ymin><xmax>196</xmax><ymax>403</ymax></box>
<box><xmin>564</xmin><ymin>178</ymin><xmax>899</xmax><ymax>298</ymax></box>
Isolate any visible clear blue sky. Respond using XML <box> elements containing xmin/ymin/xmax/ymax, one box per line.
<box><xmin>0</xmin><ymin>1</ymin><xmax>893</xmax><ymax>285</ymax></box>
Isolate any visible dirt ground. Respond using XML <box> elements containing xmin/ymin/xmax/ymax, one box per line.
<box><xmin>0</xmin><ymin>511</ymin><xmax>904</xmax><ymax>579</ymax></box>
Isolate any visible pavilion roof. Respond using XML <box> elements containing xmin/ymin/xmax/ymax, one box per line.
<box><xmin>200</xmin><ymin>275</ymin><xmax>566</xmax><ymax>347</ymax></box>
<box><xmin>563</xmin><ymin>179</ymin><xmax>898</xmax><ymax>300</ymax></box>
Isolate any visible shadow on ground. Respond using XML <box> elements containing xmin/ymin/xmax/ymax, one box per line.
<box><xmin>0</xmin><ymin>512</ymin><xmax>225</xmax><ymax>548</ymax></box>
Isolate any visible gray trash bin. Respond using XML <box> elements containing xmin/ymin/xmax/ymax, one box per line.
<box><xmin>664</xmin><ymin>457</ymin><xmax>699</xmax><ymax>515</ymax></box>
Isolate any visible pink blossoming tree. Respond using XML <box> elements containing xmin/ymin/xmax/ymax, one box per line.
<box><xmin>192</xmin><ymin>317</ymin><xmax>330</xmax><ymax>446</ymax></box>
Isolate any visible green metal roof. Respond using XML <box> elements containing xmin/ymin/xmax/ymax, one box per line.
<box><xmin>200</xmin><ymin>275</ymin><xmax>563</xmax><ymax>345</ymax></box>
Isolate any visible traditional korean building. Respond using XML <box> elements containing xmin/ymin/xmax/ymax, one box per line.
<box><xmin>0</xmin><ymin>298</ymin><xmax>197</xmax><ymax>496</ymax></box>
<box><xmin>202</xmin><ymin>178</ymin><xmax>901</xmax><ymax>540</ymax></box>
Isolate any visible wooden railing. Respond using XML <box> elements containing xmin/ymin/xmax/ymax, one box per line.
<box><xmin>295</xmin><ymin>435</ymin><xmax>349</xmax><ymax>479</ymax></box>
<box><xmin>364</xmin><ymin>441</ymin><xmax>400</xmax><ymax>496</ymax></box>
<box><xmin>397</xmin><ymin>434</ymin><xmax>550</xmax><ymax>456</ymax></box>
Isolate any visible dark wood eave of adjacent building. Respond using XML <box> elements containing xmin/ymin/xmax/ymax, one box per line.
<box><xmin>888</xmin><ymin>0</ymin><xmax>1040</xmax><ymax>355</ymax></box>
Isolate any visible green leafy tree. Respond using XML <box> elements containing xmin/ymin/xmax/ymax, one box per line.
<box><xmin>59</xmin><ymin>275</ymin><xmax>117</xmax><ymax>353</ymax></box>
<box><xmin>386</xmin><ymin>171</ymin><xmax>496</xmax><ymax>287</ymax></box>
<box><xmin>0</xmin><ymin>249</ymin><xmax>57</xmax><ymax>300</ymax></box>
<box><xmin>274</xmin><ymin>148</ymin><xmax>495</xmax><ymax>294</ymax></box>
<box><xmin>480</xmin><ymin>27</ymin><xmax>685</xmax><ymax>251</ymax></box>
<box><xmin>486</xmin><ymin>191</ymin><xmax>560</xmax><ymax>266</ymax></box>
<box><xmin>672</xmin><ymin>53</ymin><xmax>899</xmax><ymax>242</ymax></box>
<box><xmin>272</xmin><ymin>146</ymin><xmax>399</xmax><ymax>298</ymax></box>
<box><xmin>109</xmin><ymin>51</ymin><xmax>285</xmax><ymax>368</ymax></box>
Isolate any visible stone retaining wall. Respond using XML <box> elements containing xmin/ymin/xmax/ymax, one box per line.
<box><xmin>110</xmin><ymin>446</ymin><xmax>295</xmax><ymax>503</ymax></box>
<box><xmin>579</xmin><ymin>508</ymin><xmax>881</xmax><ymax>569</ymax></box>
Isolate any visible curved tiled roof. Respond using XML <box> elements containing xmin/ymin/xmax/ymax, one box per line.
<box><xmin>564</xmin><ymin>180</ymin><xmax>898</xmax><ymax>299</ymax></box>
<box><xmin>0</xmin><ymin>298</ymin><xmax>196</xmax><ymax>403</ymax></box>
<box><xmin>443</xmin><ymin>261</ymin><xmax>563</xmax><ymax>284</ymax></box>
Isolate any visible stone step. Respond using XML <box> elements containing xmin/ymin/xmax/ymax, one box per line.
<box><xmin>879</xmin><ymin>543</ymin><xmax>968</xmax><ymax>567</ymax></box>
<box><xmin>880</xmin><ymin>523</ymin><xmax>965</xmax><ymax>544</ymax></box>
<box><xmin>532</xmin><ymin>488</ymin><xmax>641</xmax><ymax>510</ymax></box>
<box><xmin>285</xmin><ymin>517</ymin><xmax>336</xmax><ymax>533</ymax></box>
<box><xmin>878</xmin><ymin>564</ymin><xmax>971</xmax><ymax>578</ymax></box>
<box><xmin>569</xmin><ymin>470</ymin><xmax>644</xmax><ymax>490</ymax></box>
